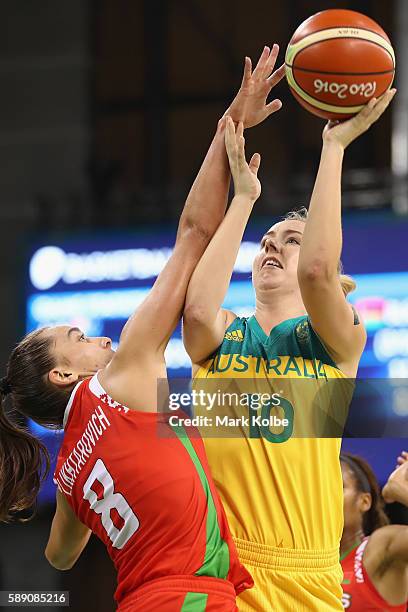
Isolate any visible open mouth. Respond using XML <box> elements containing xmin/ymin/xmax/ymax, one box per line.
<box><xmin>261</xmin><ymin>256</ymin><xmax>283</xmax><ymax>270</ymax></box>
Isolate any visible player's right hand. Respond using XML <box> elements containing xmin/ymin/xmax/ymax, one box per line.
<box><xmin>397</xmin><ymin>451</ymin><xmax>408</xmax><ymax>466</ymax></box>
<box><xmin>225</xmin><ymin>116</ymin><xmax>261</xmax><ymax>203</ymax></box>
<box><xmin>382</xmin><ymin>459</ymin><xmax>408</xmax><ymax>504</ymax></box>
<box><xmin>224</xmin><ymin>45</ymin><xmax>285</xmax><ymax>129</ymax></box>
<box><xmin>322</xmin><ymin>88</ymin><xmax>396</xmax><ymax>150</ymax></box>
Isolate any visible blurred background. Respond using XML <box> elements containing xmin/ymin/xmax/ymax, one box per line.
<box><xmin>0</xmin><ymin>0</ymin><xmax>407</xmax><ymax>610</ymax></box>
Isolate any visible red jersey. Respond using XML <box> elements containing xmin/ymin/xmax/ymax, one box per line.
<box><xmin>54</xmin><ymin>374</ymin><xmax>253</xmax><ymax>606</ymax></box>
<box><xmin>341</xmin><ymin>538</ymin><xmax>406</xmax><ymax>611</ymax></box>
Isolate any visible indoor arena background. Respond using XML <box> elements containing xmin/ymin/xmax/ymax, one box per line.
<box><xmin>0</xmin><ymin>1</ymin><xmax>407</xmax><ymax>610</ymax></box>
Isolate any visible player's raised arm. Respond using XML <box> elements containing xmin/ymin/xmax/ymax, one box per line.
<box><xmin>45</xmin><ymin>491</ymin><xmax>91</xmax><ymax>570</ymax></box>
<box><xmin>107</xmin><ymin>47</ymin><xmax>284</xmax><ymax>364</ymax></box>
<box><xmin>183</xmin><ymin>118</ymin><xmax>261</xmax><ymax>364</ymax></box>
<box><xmin>181</xmin><ymin>47</ymin><xmax>283</xmax><ymax>365</ymax></box>
<box><xmin>108</xmin><ymin>116</ymin><xmax>231</xmax><ymax>365</ymax></box>
<box><xmin>297</xmin><ymin>89</ymin><xmax>396</xmax><ymax>375</ymax></box>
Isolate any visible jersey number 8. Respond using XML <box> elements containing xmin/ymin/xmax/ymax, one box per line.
<box><xmin>83</xmin><ymin>459</ymin><xmax>139</xmax><ymax>549</ymax></box>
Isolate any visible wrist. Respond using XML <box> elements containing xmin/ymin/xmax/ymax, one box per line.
<box><xmin>322</xmin><ymin>139</ymin><xmax>345</xmax><ymax>155</ymax></box>
<box><xmin>231</xmin><ymin>193</ymin><xmax>257</xmax><ymax>208</ymax></box>
<box><xmin>383</xmin><ymin>480</ymin><xmax>408</xmax><ymax>506</ymax></box>
<box><xmin>222</xmin><ymin>108</ymin><xmax>242</xmax><ymax>128</ymax></box>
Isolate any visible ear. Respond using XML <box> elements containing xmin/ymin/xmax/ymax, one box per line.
<box><xmin>358</xmin><ymin>492</ymin><xmax>372</xmax><ymax>514</ymax></box>
<box><xmin>48</xmin><ymin>369</ymin><xmax>78</xmax><ymax>388</ymax></box>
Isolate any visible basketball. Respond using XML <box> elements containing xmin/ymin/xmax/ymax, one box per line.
<box><xmin>285</xmin><ymin>9</ymin><xmax>395</xmax><ymax>120</ymax></box>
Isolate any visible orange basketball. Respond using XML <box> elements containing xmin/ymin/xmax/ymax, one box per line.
<box><xmin>285</xmin><ymin>9</ymin><xmax>395</xmax><ymax>120</ymax></box>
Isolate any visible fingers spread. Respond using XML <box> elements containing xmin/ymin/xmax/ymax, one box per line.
<box><xmin>263</xmin><ymin>43</ymin><xmax>279</xmax><ymax>79</ymax></box>
<box><xmin>252</xmin><ymin>46</ymin><xmax>270</xmax><ymax>80</ymax></box>
<box><xmin>371</xmin><ymin>88</ymin><xmax>396</xmax><ymax>118</ymax></box>
<box><xmin>397</xmin><ymin>451</ymin><xmax>408</xmax><ymax>465</ymax></box>
<box><xmin>249</xmin><ymin>152</ymin><xmax>261</xmax><ymax>174</ymax></box>
<box><xmin>368</xmin><ymin>96</ymin><xmax>378</xmax><ymax>110</ymax></box>
<box><xmin>267</xmin><ymin>63</ymin><xmax>286</xmax><ymax>88</ymax></box>
<box><xmin>241</xmin><ymin>56</ymin><xmax>252</xmax><ymax>87</ymax></box>
<box><xmin>265</xmin><ymin>98</ymin><xmax>282</xmax><ymax>115</ymax></box>
<box><xmin>359</xmin><ymin>88</ymin><xmax>396</xmax><ymax>126</ymax></box>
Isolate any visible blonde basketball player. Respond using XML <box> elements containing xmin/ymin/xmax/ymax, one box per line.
<box><xmin>183</xmin><ymin>88</ymin><xmax>396</xmax><ymax>611</ymax></box>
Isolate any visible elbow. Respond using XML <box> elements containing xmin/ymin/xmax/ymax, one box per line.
<box><xmin>178</xmin><ymin>219</ymin><xmax>213</xmax><ymax>245</ymax></box>
<box><xmin>297</xmin><ymin>259</ymin><xmax>336</xmax><ymax>286</ymax></box>
<box><xmin>183</xmin><ymin>304</ymin><xmax>212</xmax><ymax>328</ymax></box>
<box><xmin>45</xmin><ymin>548</ymin><xmax>75</xmax><ymax>571</ymax></box>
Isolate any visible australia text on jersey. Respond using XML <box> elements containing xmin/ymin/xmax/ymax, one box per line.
<box><xmin>205</xmin><ymin>353</ymin><xmax>329</xmax><ymax>379</ymax></box>
<box><xmin>54</xmin><ymin>405</ymin><xmax>111</xmax><ymax>496</ymax></box>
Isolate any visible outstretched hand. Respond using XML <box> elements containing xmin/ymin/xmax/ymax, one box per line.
<box><xmin>382</xmin><ymin>455</ymin><xmax>408</xmax><ymax>504</ymax></box>
<box><xmin>323</xmin><ymin>88</ymin><xmax>397</xmax><ymax>150</ymax></box>
<box><xmin>225</xmin><ymin>116</ymin><xmax>261</xmax><ymax>203</ymax></box>
<box><xmin>225</xmin><ymin>45</ymin><xmax>285</xmax><ymax>129</ymax></box>
<box><xmin>397</xmin><ymin>451</ymin><xmax>408</xmax><ymax>466</ymax></box>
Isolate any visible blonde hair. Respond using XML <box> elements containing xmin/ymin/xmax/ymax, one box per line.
<box><xmin>283</xmin><ymin>208</ymin><xmax>356</xmax><ymax>297</ymax></box>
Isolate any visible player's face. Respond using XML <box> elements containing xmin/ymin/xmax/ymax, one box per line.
<box><xmin>341</xmin><ymin>462</ymin><xmax>371</xmax><ymax>532</ymax></box>
<box><xmin>252</xmin><ymin>220</ymin><xmax>304</xmax><ymax>294</ymax></box>
<box><xmin>49</xmin><ymin>325</ymin><xmax>114</xmax><ymax>376</ymax></box>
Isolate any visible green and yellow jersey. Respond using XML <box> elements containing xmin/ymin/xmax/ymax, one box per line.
<box><xmin>194</xmin><ymin>314</ymin><xmax>352</xmax><ymax>551</ymax></box>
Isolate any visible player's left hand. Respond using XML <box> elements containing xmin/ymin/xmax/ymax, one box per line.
<box><xmin>397</xmin><ymin>451</ymin><xmax>408</xmax><ymax>466</ymax></box>
<box><xmin>322</xmin><ymin>88</ymin><xmax>397</xmax><ymax>150</ymax></box>
<box><xmin>225</xmin><ymin>117</ymin><xmax>261</xmax><ymax>202</ymax></box>
<box><xmin>382</xmin><ymin>459</ymin><xmax>408</xmax><ymax>504</ymax></box>
<box><xmin>224</xmin><ymin>45</ymin><xmax>285</xmax><ymax>129</ymax></box>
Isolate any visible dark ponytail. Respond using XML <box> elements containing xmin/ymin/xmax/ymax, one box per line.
<box><xmin>341</xmin><ymin>453</ymin><xmax>389</xmax><ymax>535</ymax></box>
<box><xmin>0</xmin><ymin>328</ymin><xmax>72</xmax><ymax>522</ymax></box>
<box><xmin>0</xmin><ymin>395</ymin><xmax>49</xmax><ymax>522</ymax></box>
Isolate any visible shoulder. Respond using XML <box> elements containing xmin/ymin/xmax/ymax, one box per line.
<box><xmin>285</xmin><ymin>316</ymin><xmax>339</xmax><ymax>368</ymax></box>
<box><xmin>302</xmin><ymin>316</ymin><xmax>361</xmax><ymax>377</ymax></box>
<box><xmin>223</xmin><ymin>312</ymin><xmax>248</xmax><ymax>336</ymax></box>
<box><xmin>218</xmin><ymin>313</ymin><xmax>264</xmax><ymax>351</ymax></box>
<box><xmin>191</xmin><ymin>314</ymin><xmax>249</xmax><ymax>375</ymax></box>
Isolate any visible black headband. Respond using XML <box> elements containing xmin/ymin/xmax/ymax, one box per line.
<box><xmin>340</xmin><ymin>454</ymin><xmax>371</xmax><ymax>494</ymax></box>
<box><xmin>0</xmin><ymin>377</ymin><xmax>12</xmax><ymax>396</ymax></box>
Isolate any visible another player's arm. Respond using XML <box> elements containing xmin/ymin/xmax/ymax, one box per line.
<box><xmin>45</xmin><ymin>491</ymin><xmax>91</xmax><ymax>570</ymax></box>
<box><xmin>183</xmin><ymin>118</ymin><xmax>261</xmax><ymax>363</ymax></box>
<box><xmin>363</xmin><ymin>457</ymin><xmax>408</xmax><ymax>602</ymax></box>
<box><xmin>105</xmin><ymin>117</ymin><xmax>230</xmax><ymax>365</ymax></box>
<box><xmin>297</xmin><ymin>90</ymin><xmax>396</xmax><ymax>371</ymax></box>
<box><xmin>105</xmin><ymin>48</ymin><xmax>283</xmax><ymax>373</ymax></box>
<box><xmin>116</xmin><ymin>44</ymin><xmax>283</xmax><ymax>360</ymax></box>
<box><xmin>182</xmin><ymin>46</ymin><xmax>284</xmax><ymax>364</ymax></box>
<box><xmin>98</xmin><ymin>116</ymin><xmax>237</xmax><ymax>407</ymax></box>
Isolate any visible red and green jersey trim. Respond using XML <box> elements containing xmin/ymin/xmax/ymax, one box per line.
<box><xmin>171</xmin><ymin>424</ymin><xmax>230</xmax><ymax>580</ymax></box>
<box><xmin>181</xmin><ymin>591</ymin><xmax>209</xmax><ymax>611</ymax></box>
